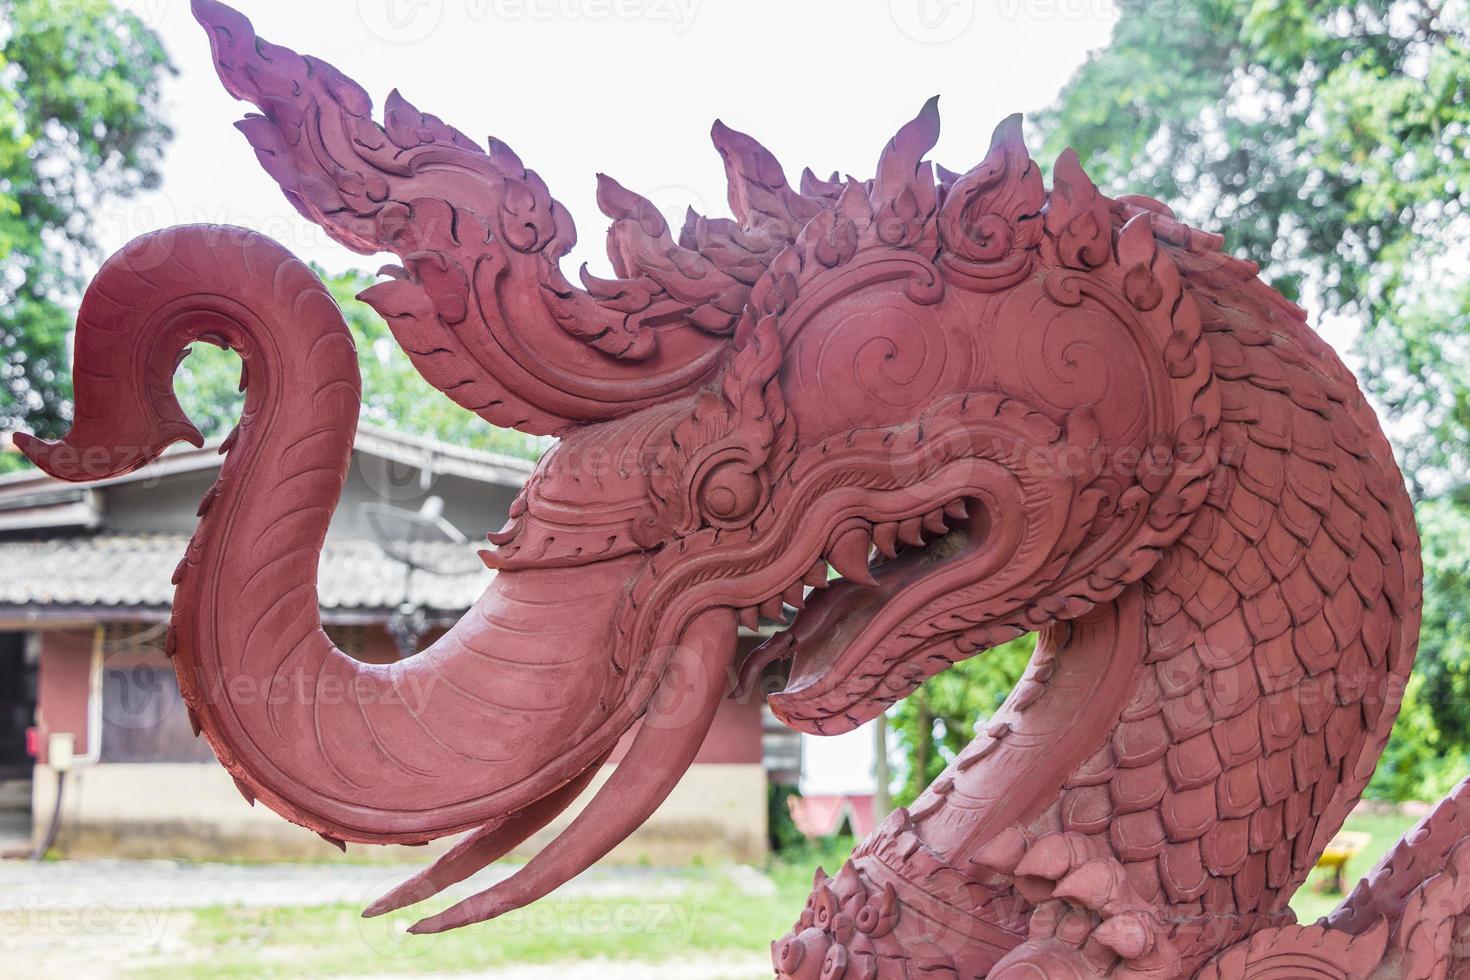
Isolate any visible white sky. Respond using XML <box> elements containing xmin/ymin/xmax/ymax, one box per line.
<box><xmin>100</xmin><ymin>0</ymin><xmax>1124</xmax><ymax>279</ymax></box>
<box><xmin>103</xmin><ymin>0</ymin><xmax>1134</xmax><ymax>796</ymax></box>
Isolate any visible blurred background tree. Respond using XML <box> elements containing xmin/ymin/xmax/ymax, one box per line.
<box><xmin>0</xmin><ymin>0</ymin><xmax>173</xmax><ymax>465</ymax></box>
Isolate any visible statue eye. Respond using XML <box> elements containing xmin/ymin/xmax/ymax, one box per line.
<box><xmin>697</xmin><ymin>461</ymin><xmax>764</xmax><ymax>528</ymax></box>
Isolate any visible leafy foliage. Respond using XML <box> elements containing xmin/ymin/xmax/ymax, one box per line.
<box><xmin>889</xmin><ymin>636</ymin><xmax>1034</xmax><ymax>807</ymax></box>
<box><xmin>766</xmin><ymin>782</ymin><xmax>809</xmax><ymax>855</ymax></box>
<box><xmin>0</xmin><ymin>0</ymin><xmax>173</xmax><ymax>439</ymax></box>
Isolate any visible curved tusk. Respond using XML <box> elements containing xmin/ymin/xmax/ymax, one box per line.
<box><xmin>406</xmin><ymin>607</ymin><xmax>738</xmax><ymax>934</ymax></box>
<box><xmin>362</xmin><ymin>745</ymin><xmax>615</xmax><ymax>918</ymax></box>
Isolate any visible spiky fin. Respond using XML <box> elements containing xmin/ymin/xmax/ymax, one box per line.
<box><xmin>711</xmin><ymin>120</ymin><xmax>825</xmax><ymax>240</ymax></box>
<box><xmin>937</xmin><ymin>113</ymin><xmax>1045</xmax><ymax>289</ymax></box>
<box><xmin>870</xmin><ymin>97</ymin><xmax>941</xmax><ymax>250</ymax></box>
<box><xmin>1046</xmin><ymin>148</ymin><xmax>1112</xmax><ymax>270</ymax></box>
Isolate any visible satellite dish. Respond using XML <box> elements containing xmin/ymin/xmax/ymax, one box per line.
<box><xmin>358</xmin><ymin>497</ymin><xmax>485</xmax><ymax>657</ymax></box>
<box><xmin>359</xmin><ymin>497</ymin><xmax>483</xmax><ymax>575</ymax></box>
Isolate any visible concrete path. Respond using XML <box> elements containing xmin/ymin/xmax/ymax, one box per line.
<box><xmin>1</xmin><ymin>857</ymin><xmax>773</xmax><ymax>911</ymax></box>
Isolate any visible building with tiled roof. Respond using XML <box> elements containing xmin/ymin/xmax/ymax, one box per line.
<box><xmin>0</xmin><ymin>425</ymin><xmax>775</xmax><ymax>863</ymax></box>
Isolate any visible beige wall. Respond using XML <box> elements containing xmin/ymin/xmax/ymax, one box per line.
<box><xmin>33</xmin><ymin>761</ymin><xmax>767</xmax><ymax>865</ymax></box>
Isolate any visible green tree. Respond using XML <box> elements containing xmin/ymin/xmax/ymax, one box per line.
<box><xmin>0</xmin><ymin>0</ymin><xmax>173</xmax><ymax>452</ymax></box>
<box><xmin>176</xmin><ymin>266</ymin><xmax>549</xmax><ymax>462</ymax></box>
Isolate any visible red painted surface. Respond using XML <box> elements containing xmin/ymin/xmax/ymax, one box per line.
<box><xmin>789</xmin><ymin>794</ymin><xmax>877</xmax><ymax>839</ymax></box>
<box><xmin>19</xmin><ymin>0</ymin><xmax>1451</xmax><ymax>975</ymax></box>
<box><xmin>35</xmin><ymin>629</ymin><xmax>92</xmax><ymax>764</ymax></box>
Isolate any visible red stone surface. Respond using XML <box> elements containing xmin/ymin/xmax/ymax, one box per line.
<box><xmin>20</xmin><ymin>1</ymin><xmax>1457</xmax><ymax>975</ymax></box>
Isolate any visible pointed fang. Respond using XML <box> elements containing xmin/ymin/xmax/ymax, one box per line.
<box><xmin>758</xmin><ymin>596</ymin><xmax>787</xmax><ymax>622</ymax></box>
<box><xmin>897</xmin><ymin>517</ymin><xmax>925</xmax><ymax>547</ymax></box>
<box><xmin>872</xmin><ymin>522</ymin><xmax>899</xmax><ymax>558</ymax></box>
<box><xmin>827</xmin><ymin>527</ymin><xmax>877</xmax><ymax>587</ymax></box>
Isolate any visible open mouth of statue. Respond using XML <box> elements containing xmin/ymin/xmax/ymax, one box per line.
<box><xmin>737</xmin><ymin>494</ymin><xmax>996</xmax><ymax>734</ymax></box>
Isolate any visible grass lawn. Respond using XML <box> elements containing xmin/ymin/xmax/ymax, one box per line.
<box><xmin>125</xmin><ymin>841</ymin><xmax>854</xmax><ymax>979</ymax></box>
<box><xmin>118</xmin><ymin>815</ymin><xmax>1425</xmax><ymax>977</ymax></box>
<box><xmin>129</xmin><ymin>893</ymin><xmax>778</xmax><ymax>978</ymax></box>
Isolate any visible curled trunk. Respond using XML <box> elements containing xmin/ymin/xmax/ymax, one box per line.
<box><xmin>20</xmin><ymin>226</ymin><xmax>659</xmax><ymax>844</ymax></box>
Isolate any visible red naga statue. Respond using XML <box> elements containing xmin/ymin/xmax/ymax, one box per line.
<box><xmin>21</xmin><ymin>1</ymin><xmax>1467</xmax><ymax>976</ymax></box>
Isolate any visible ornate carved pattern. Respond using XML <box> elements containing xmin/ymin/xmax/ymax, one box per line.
<box><xmin>20</xmin><ymin>2</ymin><xmax>1451</xmax><ymax>975</ymax></box>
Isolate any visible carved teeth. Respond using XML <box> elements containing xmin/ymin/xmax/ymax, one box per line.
<box><xmin>827</xmin><ymin>527</ymin><xmax>877</xmax><ymax>587</ymax></box>
<box><xmin>758</xmin><ymin>595</ymin><xmax>787</xmax><ymax>622</ymax></box>
<box><xmin>872</xmin><ymin>522</ymin><xmax>899</xmax><ymax>559</ymax></box>
<box><xmin>944</xmin><ymin>499</ymin><xmax>969</xmax><ymax>521</ymax></box>
<box><xmin>738</xmin><ymin>606</ymin><xmax>760</xmax><ymax>631</ymax></box>
<box><xmin>897</xmin><ymin>517</ymin><xmax>925</xmax><ymax>547</ymax></box>
<box><xmin>922</xmin><ymin>509</ymin><xmax>948</xmax><ymax>536</ymax></box>
<box><xmin>782</xmin><ymin>583</ymin><xmax>806</xmax><ymax>609</ymax></box>
<box><xmin>802</xmin><ymin>559</ymin><xmax>830</xmax><ymax>588</ymax></box>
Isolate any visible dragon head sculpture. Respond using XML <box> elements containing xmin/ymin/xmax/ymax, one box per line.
<box><xmin>23</xmin><ymin>2</ymin><xmax>1435</xmax><ymax>976</ymax></box>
